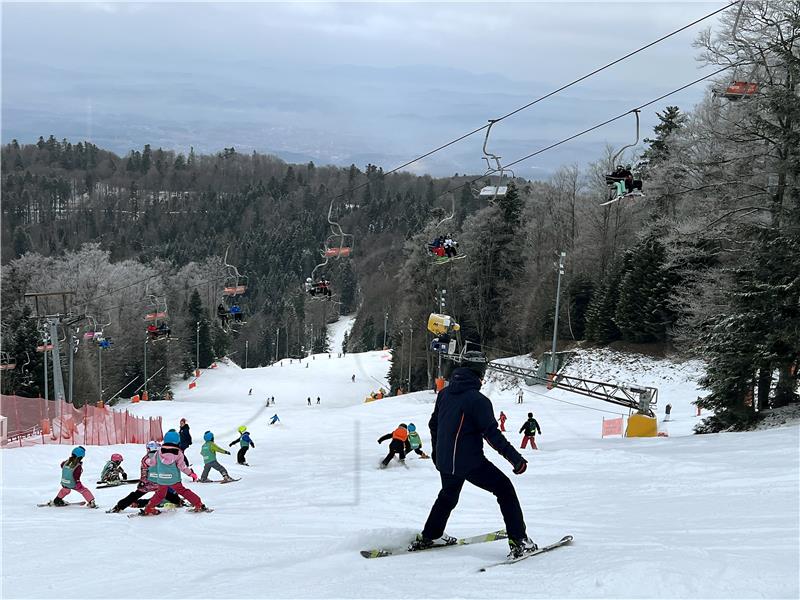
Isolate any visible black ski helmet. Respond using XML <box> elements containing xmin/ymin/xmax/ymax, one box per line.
<box><xmin>462</xmin><ymin>350</ymin><xmax>488</xmax><ymax>379</ymax></box>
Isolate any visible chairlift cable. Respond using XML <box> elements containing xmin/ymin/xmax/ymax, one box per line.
<box><xmin>326</xmin><ymin>2</ymin><xmax>742</xmax><ymax>199</ymax></box>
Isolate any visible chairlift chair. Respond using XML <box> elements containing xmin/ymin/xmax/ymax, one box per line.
<box><xmin>479</xmin><ymin>120</ymin><xmax>514</xmax><ymax>200</ymax></box>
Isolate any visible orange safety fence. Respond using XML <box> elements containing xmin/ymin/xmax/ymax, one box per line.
<box><xmin>0</xmin><ymin>394</ymin><xmax>163</xmax><ymax>448</ymax></box>
<box><xmin>601</xmin><ymin>416</ymin><xmax>624</xmax><ymax>438</ymax></box>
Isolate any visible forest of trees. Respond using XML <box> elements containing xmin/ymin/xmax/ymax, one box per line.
<box><xmin>1</xmin><ymin>1</ymin><xmax>797</xmax><ymax>432</ymax></box>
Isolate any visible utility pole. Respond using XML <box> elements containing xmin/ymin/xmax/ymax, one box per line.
<box><xmin>68</xmin><ymin>330</ymin><xmax>75</xmax><ymax>404</ymax></box>
<box><xmin>47</xmin><ymin>318</ymin><xmax>66</xmax><ymax>404</ymax></box>
<box><xmin>143</xmin><ymin>337</ymin><xmax>148</xmax><ymax>395</ymax></box>
<box><xmin>437</xmin><ymin>289</ymin><xmax>446</xmax><ymax>379</ymax></box>
<box><xmin>245</xmin><ymin>340</ymin><xmax>249</xmax><ymax>369</ymax></box>
<box><xmin>195</xmin><ymin>321</ymin><xmax>200</xmax><ymax>370</ymax></box>
<box><xmin>98</xmin><ymin>343</ymin><xmax>103</xmax><ymax>403</ymax></box>
<box><xmin>408</xmin><ymin>322</ymin><xmax>413</xmax><ymax>391</ymax></box>
<box><xmin>550</xmin><ymin>251</ymin><xmax>566</xmax><ymax>374</ymax></box>
<box><xmin>383</xmin><ymin>310</ymin><xmax>388</xmax><ymax>349</ymax></box>
<box><xmin>275</xmin><ymin>327</ymin><xmax>279</xmax><ymax>362</ymax></box>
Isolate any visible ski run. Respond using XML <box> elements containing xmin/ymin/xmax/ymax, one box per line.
<box><xmin>2</xmin><ymin>318</ymin><xmax>798</xmax><ymax>599</ymax></box>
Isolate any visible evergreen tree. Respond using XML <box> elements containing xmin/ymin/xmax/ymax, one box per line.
<box><xmin>186</xmin><ymin>289</ymin><xmax>214</xmax><ymax>368</ymax></box>
<box><xmin>614</xmin><ymin>237</ymin><xmax>673</xmax><ymax>343</ymax></box>
<box><xmin>641</xmin><ymin>106</ymin><xmax>687</xmax><ymax>167</ymax></box>
<box><xmin>360</xmin><ymin>315</ymin><xmax>377</xmax><ymax>351</ymax></box>
<box><xmin>584</xmin><ymin>256</ymin><xmax>629</xmax><ymax>344</ymax></box>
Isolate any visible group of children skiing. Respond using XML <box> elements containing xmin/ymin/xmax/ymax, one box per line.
<box><xmin>378</xmin><ymin>410</ymin><xmax>542</xmax><ymax>468</ymax></box>
<box><xmin>46</xmin><ymin>422</ymin><xmax>257</xmax><ymax>515</ymax></box>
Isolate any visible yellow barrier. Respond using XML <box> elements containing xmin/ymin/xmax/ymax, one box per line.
<box><xmin>626</xmin><ymin>413</ymin><xmax>658</xmax><ymax>437</ymax></box>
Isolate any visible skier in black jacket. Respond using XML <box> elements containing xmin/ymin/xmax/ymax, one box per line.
<box><xmin>179</xmin><ymin>419</ymin><xmax>192</xmax><ymax>466</ymax></box>
<box><xmin>519</xmin><ymin>413</ymin><xmax>542</xmax><ymax>450</ymax></box>
<box><xmin>410</xmin><ymin>351</ymin><xmax>538</xmax><ymax>559</ymax></box>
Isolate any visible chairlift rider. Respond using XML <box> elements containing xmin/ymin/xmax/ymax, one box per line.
<box><xmin>305</xmin><ymin>277</ymin><xmax>332</xmax><ymax>299</ymax></box>
<box><xmin>230</xmin><ymin>303</ymin><xmax>244</xmax><ymax>323</ymax></box>
<box><xmin>605</xmin><ymin>164</ymin><xmax>642</xmax><ymax>198</ymax></box>
<box><xmin>217</xmin><ymin>303</ymin><xmax>228</xmax><ymax>327</ymax></box>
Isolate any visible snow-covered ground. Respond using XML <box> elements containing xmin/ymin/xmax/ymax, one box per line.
<box><xmin>2</xmin><ymin>347</ymin><xmax>798</xmax><ymax>599</ymax></box>
<box><xmin>327</xmin><ymin>313</ymin><xmax>355</xmax><ymax>354</ymax></box>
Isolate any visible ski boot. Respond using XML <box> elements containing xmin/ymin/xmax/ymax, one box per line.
<box><xmin>198</xmin><ymin>478</ymin><xmax>210</xmax><ymax>483</ymax></box>
<box><xmin>222</xmin><ymin>475</ymin><xmax>236</xmax><ymax>483</ymax></box>
<box><xmin>188</xmin><ymin>504</ymin><xmax>212</xmax><ymax>513</ymax></box>
<box><xmin>408</xmin><ymin>532</ymin><xmax>456</xmax><ymax>552</ymax></box>
<box><xmin>106</xmin><ymin>506</ymin><xmax>122</xmax><ymax>513</ymax></box>
<box><xmin>141</xmin><ymin>506</ymin><xmax>161</xmax><ymax>516</ymax></box>
<box><xmin>86</xmin><ymin>500</ymin><xmax>98</xmax><ymax>509</ymax></box>
<box><xmin>507</xmin><ymin>537</ymin><xmax>538</xmax><ymax>559</ymax></box>
<box><xmin>51</xmin><ymin>497</ymin><xmax>66</xmax><ymax>507</ymax></box>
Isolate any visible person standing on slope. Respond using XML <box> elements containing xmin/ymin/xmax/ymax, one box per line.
<box><xmin>199</xmin><ymin>431</ymin><xmax>235</xmax><ymax>482</ymax></box>
<box><xmin>141</xmin><ymin>430</ymin><xmax>208</xmax><ymax>515</ymax></box>
<box><xmin>498</xmin><ymin>411</ymin><xmax>507</xmax><ymax>432</ymax></box>
<box><xmin>410</xmin><ymin>351</ymin><xmax>537</xmax><ymax>559</ymax></box>
<box><xmin>51</xmin><ymin>446</ymin><xmax>97</xmax><ymax>508</ymax></box>
<box><xmin>179</xmin><ymin>418</ymin><xmax>192</xmax><ymax>465</ymax></box>
<box><xmin>229</xmin><ymin>426</ymin><xmax>255</xmax><ymax>465</ymax></box>
<box><xmin>519</xmin><ymin>413</ymin><xmax>541</xmax><ymax>450</ymax></box>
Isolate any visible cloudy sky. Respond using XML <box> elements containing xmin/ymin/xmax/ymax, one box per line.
<box><xmin>2</xmin><ymin>1</ymin><xmax>729</xmax><ymax>177</ymax></box>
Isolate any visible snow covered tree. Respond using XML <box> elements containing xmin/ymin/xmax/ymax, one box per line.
<box><xmin>614</xmin><ymin>237</ymin><xmax>673</xmax><ymax>343</ymax></box>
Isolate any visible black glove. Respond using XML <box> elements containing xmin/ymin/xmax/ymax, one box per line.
<box><xmin>513</xmin><ymin>459</ymin><xmax>528</xmax><ymax>475</ymax></box>
<box><xmin>122</xmin><ymin>474</ymin><xmax>128</xmax><ymax>480</ymax></box>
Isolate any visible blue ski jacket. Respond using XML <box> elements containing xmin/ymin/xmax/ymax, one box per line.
<box><xmin>429</xmin><ymin>367</ymin><xmax>523</xmax><ymax>476</ymax></box>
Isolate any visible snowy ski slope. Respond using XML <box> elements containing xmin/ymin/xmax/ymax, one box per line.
<box><xmin>2</xmin><ymin>338</ymin><xmax>798</xmax><ymax>599</ymax></box>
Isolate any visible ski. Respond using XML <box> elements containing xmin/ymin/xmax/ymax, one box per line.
<box><xmin>96</xmin><ymin>480</ymin><xmax>139</xmax><ymax>489</ymax></box>
<box><xmin>197</xmin><ymin>478</ymin><xmax>240</xmax><ymax>484</ymax></box>
<box><xmin>361</xmin><ymin>529</ymin><xmax>507</xmax><ymax>559</ymax></box>
<box><xmin>187</xmin><ymin>507</ymin><xmax>214</xmax><ymax>513</ymax></box>
<box><xmin>37</xmin><ymin>501</ymin><xmax>86</xmax><ymax>507</ymax></box>
<box><xmin>478</xmin><ymin>535</ymin><xmax>573</xmax><ymax>571</ymax></box>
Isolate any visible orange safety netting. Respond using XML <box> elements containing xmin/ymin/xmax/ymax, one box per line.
<box><xmin>0</xmin><ymin>395</ymin><xmax>163</xmax><ymax>447</ymax></box>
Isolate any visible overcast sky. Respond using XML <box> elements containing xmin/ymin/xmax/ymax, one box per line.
<box><xmin>1</xmin><ymin>1</ymin><xmax>728</xmax><ymax>177</ymax></box>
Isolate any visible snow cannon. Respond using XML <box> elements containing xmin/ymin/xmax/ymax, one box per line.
<box><xmin>427</xmin><ymin>313</ymin><xmax>460</xmax><ymax>337</ymax></box>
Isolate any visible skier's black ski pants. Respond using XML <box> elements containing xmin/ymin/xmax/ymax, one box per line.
<box><xmin>381</xmin><ymin>440</ymin><xmax>406</xmax><ymax>466</ymax></box>
<box><xmin>422</xmin><ymin>459</ymin><xmax>526</xmax><ymax>541</ymax></box>
<box><xmin>114</xmin><ymin>488</ymin><xmax>182</xmax><ymax>511</ymax></box>
<box><xmin>237</xmin><ymin>447</ymin><xmax>248</xmax><ymax>464</ymax></box>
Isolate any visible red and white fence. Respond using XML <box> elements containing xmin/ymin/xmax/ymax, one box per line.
<box><xmin>0</xmin><ymin>395</ymin><xmax>163</xmax><ymax>447</ymax></box>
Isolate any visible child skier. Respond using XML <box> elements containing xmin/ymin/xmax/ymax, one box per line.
<box><xmin>519</xmin><ymin>412</ymin><xmax>542</xmax><ymax>449</ymax></box>
<box><xmin>99</xmin><ymin>453</ymin><xmax>128</xmax><ymax>484</ymax></box>
<box><xmin>51</xmin><ymin>446</ymin><xmax>97</xmax><ymax>508</ymax></box>
<box><xmin>200</xmin><ymin>431</ymin><xmax>235</xmax><ymax>482</ymax></box>
<box><xmin>499</xmin><ymin>411</ymin><xmax>508</xmax><ymax>432</ymax></box>
<box><xmin>107</xmin><ymin>441</ymin><xmax>183</xmax><ymax>513</ymax></box>
<box><xmin>378</xmin><ymin>423</ymin><xmax>409</xmax><ymax>468</ymax></box>
<box><xmin>404</xmin><ymin>423</ymin><xmax>430</xmax><ymax>459</ymax></box>
<box><xmin>140</xmin><ymin>430</ymin><xmax>208</xmax><ymax>515</ymax></box>
<box><xmin>229</xmin><ymin>426</ymin><xmax>255</xmax><ymax>465</ymax></box>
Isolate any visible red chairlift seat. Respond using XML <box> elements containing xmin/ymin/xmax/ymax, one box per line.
<box><xmin>722</xmin><ymin>81</ymin><xmax>758</xmax><ymax>99</ymax></box>
<box><xmin>324</xmin><ymin>247</ymin><xmax>352</xmax><ymax>258</ymax></box>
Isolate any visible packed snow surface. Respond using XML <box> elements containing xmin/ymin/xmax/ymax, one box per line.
<box><xmin>2</xmin><ymin>345</ymin><xmax>798</xmax><ymax>599</ymax></box>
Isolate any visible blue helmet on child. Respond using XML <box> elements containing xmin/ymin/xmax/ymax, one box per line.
<box><xmin>72</xmin><ymin>446</ymin><xmax>86</xmax><ymax>458</ymax></box>
<box><xmin>204</xmin><ymin>431</ymin><xmax>214</xmax><ymax>442</ymax></box>
<box><xmin>407</xmin><ymin>423</ymin><xmax>416</xmax><ymax>433</ymax></box>
<box><xmin>163</xmin><ymin>430</ymin><xmax>180</xmax><ymax>445</ymax></box>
